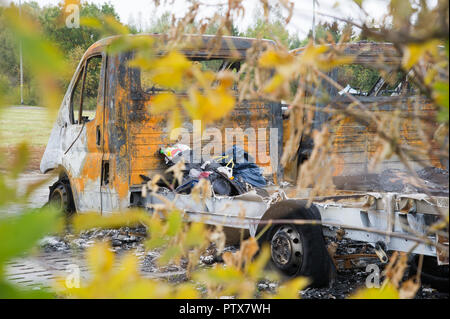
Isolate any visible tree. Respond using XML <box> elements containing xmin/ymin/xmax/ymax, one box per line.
<box><xmin>39</xmin><ymin>2</ymin><xmax>120</xmax><ymax>54</ymax></box>
<box><xmin>0</xmin><ymin>6</ymin><xmax>19</xmax><ymax>86</ymax></box>
<box><xmin>0</xmin><ymin>1</ymin><xmax>124</xmax><ymax>105</ymax></box>
<box><xmin>243</xmin><ymin>8</ymin><xmax>301</xmax><ymax>49</ymax></box>
<box><xmin>147</xmin><ymin>11</ymin><xmax>171</xmax><ymax>34</ymax></box>
<box><xmin>302</xmin><ymin>21</ymin><xmax>356</xmax><ymax>44</ymax></box>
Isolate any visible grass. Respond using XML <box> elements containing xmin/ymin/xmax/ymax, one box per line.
<box><xmin>0</xmin><ymin>106</ymin><xmax>54</xmax><ymax>147</ymax></box>
<box><xmin>0</xmin><ymin>106</ymin><xmax>97</xmax><ymax>171</ymax></box>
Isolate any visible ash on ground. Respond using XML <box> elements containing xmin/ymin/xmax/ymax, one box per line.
<box><xmin>38</xmin><ymin>228</ymin><xmax>448</xmax><ymax>299</ymax></box>
<box><xmin>40</xmin><ymin>226</ymin><xmax>146</xmax><ymax>253</ymax></box>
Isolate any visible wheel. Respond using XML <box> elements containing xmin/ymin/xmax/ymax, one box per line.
<box><xmin>270</xmin><ymin>225</ymin><xmax>304</xmax><ymax>275</ymax></box>
<box><xmin>410</xmin><ymin>255</ymin><xmax>449</xmax><ymax>292</ymax></box>
<box><xmin>258</xmin><ymin>201</ymin><xmax>334</xmax><ymax>287</ymax></box>
<box><xmin>48</xmin><ymin>179</ymin><xmax>75</xmax><ymax>215</ymax></box>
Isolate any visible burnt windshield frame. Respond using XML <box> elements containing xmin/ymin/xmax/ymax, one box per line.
<box><xmin>69</xmin><ymin>53</ymin><xmax>105</xmax><ymax>124</ymax></box>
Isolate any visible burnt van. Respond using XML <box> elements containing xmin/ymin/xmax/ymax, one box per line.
<box><xmin>41</xmin><ymin>36</ymin><xmax>448</xmax><ymax>287</ymax></box>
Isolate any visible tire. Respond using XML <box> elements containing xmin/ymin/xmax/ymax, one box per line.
<box><xmin>258</xmin><ymin>201</ymin><xmax>334</xmax><ymax>287</ymax></box>
<box><xmin>410</xmin><ymin>255</ymin><xmax>449</xmax><ymax>292</ymax></box>
<box><xmin>48</xmin><ymin>178</ymin><xmax>75</xmax><ymax>215</ymax></box>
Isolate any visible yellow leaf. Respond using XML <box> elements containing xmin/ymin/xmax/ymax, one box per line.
<box><xmin>247</xmin><ymin>245</ymin><xmax>272</xmax><ymax>280</ymax></box>
<box><xmin>185</xmin><ymin>222</ymin><xmax>207</xmax><ymax>248</ymax></box>
<box><xmin>349</xmin><ymin>282</ymin><xmax>399</xmax><ymax>299</ymax></box>
<box><xmin>264</xmin><ymin>74</ymin><xmax>285</xmax><ymax>93</ymax></box>
<box><xmin>104</xmin><ymin>15</ymin><xmax>129</xmax><ymax>35</ymax></box>
<box><xmin>271</xmin><ymin>277</ymin><xmax>309</xmax><ymax>299</ymax></box>
<box><xmin>166</xmin><ymin>210</ymin><xmax>183</xmax><ymax>236</ymax></box>
<box><xmin>299</xmin><ymin>44</ymin><xmax>329</xmax><ymax>65</ymax></box>
<box><xmin>402</xmin><ymin>40</ymin><xmax>440</xmax><ymax>70</ymax></box>
<box><xmin>86</xmin><ymin>242</ymin><xmax>115</xmax><ymax>276</ymax></box>
<box><xmin>152</xmin><ymin>51</ymin><xmax>192</xmax><ymax>89</ymax></box>
<box><xmin>216</xmin><ymin>70</ymin><xmax>236</xmax><ymax>89</ymax></box>
<box><xmin>172</xmin><ymin>284</ymin><xmax>200</xmax><ymax>299</ymax></box>
<box><xmin>128</xmin><ymin>57</ymin><xmax>153</xmax><ymax>70</ymax></box>
<box><xmin>72</xmin><ymin>210</ymin><xmax>151</xmax><ymax>233</ymax></box>
<box><xmin>207</xmin><ymin>87</ymin><xmax>235</xmax><ymax>119</ymax></box>
<box><xmin>259</xmin><ymin>50</ymin><xmax>294</xmax><ymax>68</ymax></box>
<box><xmin>150</xmin><ymin>92</ymin><xmax>178</xmax><ymax>114</ymax></box>
<box><xmin>168</xmin><ymin>107</ymin><xmax>183</xmax><ymax>130</ymax></box>
<box><xmin>182</xmin><ymin>87</ymin><xmax>235</xmax><ymax>123</ymax></box>
<box><xmin>191</xmin><ymin>66</ymin><xmax>215</xmax><ymax>88</ymax></box>
<box><xmin>194</xmin><ymin>264</ymin><xmax>244</xmax><ymax>285</ymax></box>
<box><xmin>109</xmin><ymin>253</ymin><xmax>140</xmax><ymax>288</ymax></box>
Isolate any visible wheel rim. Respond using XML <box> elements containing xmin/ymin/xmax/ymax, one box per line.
<box><xmin>270</xmin><ymin>225</ymin><xmax>303</xmax><ymax>273</ymax></box>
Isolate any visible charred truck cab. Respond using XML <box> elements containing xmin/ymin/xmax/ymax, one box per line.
<box><xmin>42</xmin><ymin>34</ymin><xmax>283</xmax><ymax>213</ymax></box>
<box><xmin>41</xmin><ymin>36</ymin><xmax>448</xmax><ymax>287</ymax></box>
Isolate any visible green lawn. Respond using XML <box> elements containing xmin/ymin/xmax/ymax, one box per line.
<box><xmin>0</xmin><ymin>106</ymin><xmax>54</xmax><ymax>147</ymax></box>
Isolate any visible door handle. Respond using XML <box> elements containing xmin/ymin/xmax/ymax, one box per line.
<box><xmin>96</xmin><ymin>125</ymin><xmax>101</xmax><ymax>146</ymax></box>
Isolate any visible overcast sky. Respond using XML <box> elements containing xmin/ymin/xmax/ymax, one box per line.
<box><xmin>7</xmin><ymin>0</ymin><xmax>394</xmax><ymax>37</ymax></box>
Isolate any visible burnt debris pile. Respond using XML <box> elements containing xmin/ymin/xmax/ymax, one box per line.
<box><xmin>332</xmin><ymin>167</ymin><xmax>449</xmax><ymax>195</ymax></box>
<box><xmin>153</xmin><ymin>144</ymin><xmax>267</xmax><ymax>197</ymax></box>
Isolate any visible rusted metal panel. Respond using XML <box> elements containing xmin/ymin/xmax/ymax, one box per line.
<box><xmin>291</xmin><ymin>42</ymin><xmax>402</xmax><ymax>65</ymax></box>
<box><xmin>86</xmin><ymin>34</ymin><xmax>272</xmax><ymax>59</ymax></box>
<box><xmin>126</xmin><ymin>98</ymin><xmax>282</xmax><ymax>186</ymax></box>
<box><xmin>329</xmin><ymin>96</ymin><xmax>443</xmax><ymax>178</ymax></box>
<box><xmin>42</xmin><ymin>38</ymin><xmax>446</xmax><ymax>213</ymax></box>
<box><xmin>289</xmin><ymin>43</ymin><xmax>445</xmax><ymax>193</ymax></box>
<box><xmin>41</xmin><ymin>34</ymin><xmax>280</xmax><ymax>212</ymax></box>
<box><xmin>437</xmin><ymin>233</ymin><xmax>449</xmax><ymax>265</ymax></box>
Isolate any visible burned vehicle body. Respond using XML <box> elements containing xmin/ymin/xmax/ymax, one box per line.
<box><xmin>145</xmin><ymin>42</ymin><xmax>448</xmax><ymax>269</ymax></box>
<box><xmin>287</xmin><ymin>43</ymin><xmax>449</xmax><ymax>262</ymax></box>
<box><xmin>42</xmin><ymin>38</ymin><xmax>448</xmax><ymax>285</ymax></box>
<box><xmin>41</xmin><ymin>34</ymin><xmax>282</xmax><ymax>214</ymax></box>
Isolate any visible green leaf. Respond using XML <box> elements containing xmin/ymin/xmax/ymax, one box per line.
<box><xmin>145</xmin><ymin>236</ymin><xmax>168</xmax><ymax>250</ymax></box>
<box><xmin>0</xmin><ymin>280</ymin><xmax>54</xmax><ymax>299</ymax></box>
<box><xmin>158</xmin><ymin>246</ymin><xmax>182</xmax><ymax>266</ymax></box>
<box><xmin>166</xmin><ymin>210</ymin><xmax>183</xmax><ymax>237</ymax></box>
<box><xmin>433</xmin><ymin>81</ymin><xmax>449</xmax><ymax>123</ymax></box>
<box><xmin>353</xmin><ymin>0</ymin><xmax>364</xmax><ymax>8</ymax></box>
<box><xmin>5</xmin><ymin>7</ymin><xmax>66</xmax><ymax>75</ymax></box>
<box><xmin>80</xmin><ymin>16</ymin><xmax>103</xmax><ymax>29</ymax></box>
<box><xmin>184</xmin><ymin>222</ymin><xmax>206</xmax><ymax>248</ymax></box>
<box><xmin>0</xmin><ymin>207</ymin><xmax>62</xmax><ymax>265</ymax></box>
<box><xmin>9</xmin><ymin>142</ymin><xmax>30</xmax><ymax>179</ymax></box>
<box><xmin>444</xmin><ymin>40</ymin><xmax>449</xmax><ymax>59</ymax></box>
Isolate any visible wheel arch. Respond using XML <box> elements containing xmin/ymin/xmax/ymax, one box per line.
<box><xmin>256</xmin><ymin>199</ymin><xmax>322</xmax><ymax>235</ymax></box>
<box><xmin>48</xmin><ymin>165</ymin><xmax>78</xmax><ymax>213</ymax></box>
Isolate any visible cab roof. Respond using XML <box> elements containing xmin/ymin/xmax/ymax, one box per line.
<box><xmin>85</xmin><ymin>34</ymin><xmax>275</xmax><ymax>59</ymax></box>
<box><xmin>291</xmin><ymin>42</ymin><xmax>401</xmax><ymax>65</ymax></box>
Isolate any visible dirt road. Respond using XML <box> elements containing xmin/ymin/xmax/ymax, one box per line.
<box><xmin>0</xmin><ymin>171</ymin><xmax>55</xmax><ymax>215</ymax></box>
<box><xmin>3</xmin><ymin>171</ymin><xmax>187</xmax><ymax>291</ymax></box>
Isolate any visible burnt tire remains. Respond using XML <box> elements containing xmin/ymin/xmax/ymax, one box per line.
<box><xmin>258</xmin><ymin>200</ymin><xmax>334</xmax><ymax>288</ymax></box>
<box><xmin>410</xmin><ymin>255</ymin><xmax>449</xmax><ymax>293</ymax></box>
<box><xmin>48</xmin><ymin>178</ymin><xmax>75</xmax><ymax>215</ymax></box>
